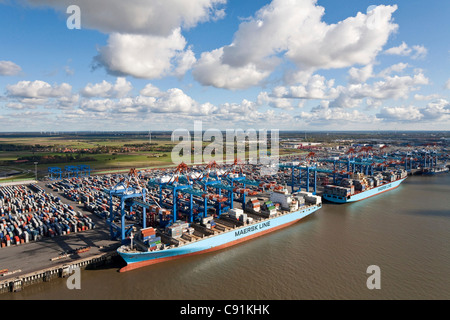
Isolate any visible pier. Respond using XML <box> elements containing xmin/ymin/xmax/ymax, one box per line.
<box><xmin>0</xmin><ymin>226</ymin><xmax>120</xmax><ymax>293</ymax></box>
<box><xmin>0</xmin><ymin>250</ymin><xmax>119</xmax><ymax>293</ymax></box>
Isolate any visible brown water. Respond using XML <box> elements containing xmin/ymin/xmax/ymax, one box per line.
<box><xmin>2</xmin><ymin>174</ymin><xmax>450</xmax><ymax>300</ymax></box>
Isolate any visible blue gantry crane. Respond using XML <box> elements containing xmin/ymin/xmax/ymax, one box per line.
<box><xmin>104</xmin><ymin>168</ymin><xmax>150</xmax><ymax>243</ymax></box>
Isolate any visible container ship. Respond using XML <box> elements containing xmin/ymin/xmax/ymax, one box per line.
<box><xmin>421</xmin><ymin>166</ymin><xmax>449</xmax><ymax>175</ymax></box>
<box><xmin>117</xmin><ymin>188</ymin><xmax>322</xmax><ymax>272</ymax></box>
<box><xmin>322</xmin><ymin>169</ymin><xmax>408</xmax><ymax>204</ymax></box>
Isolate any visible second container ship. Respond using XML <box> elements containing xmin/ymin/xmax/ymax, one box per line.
<box><xmin>117</xmin><ymin>188</ymin><xmax>322</xmax><ymax>272</ymax></box>
<box><xmin>322</xmin><ymin>169</ymin><xmax>408</xmax><ymax>203</ymax></box>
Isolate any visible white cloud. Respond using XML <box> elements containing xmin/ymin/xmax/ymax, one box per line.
<box><xmin>384</xmin><ymin>42</ymin><xmax>427</xmax><ymax>59</ymax></box>
<box><xmin>56</xmin><ymin>94</ymin><xmax>80</xmax><ymax>109</ymax></box>
<box><xmin>328</xmin><ymin>72</ymin><xmax>429</xmax><ymax>109</ymax></box>
<box><xmin>5</xmin><ymin>102</ymin><xmax>36</xmax><ymax>110</ymax></box>
<box><xmin>80</xmin><ymin>99</ymin><xmax>115</xmax><ymax>113</ymax></box>
<box><xmin>257</xmin><ymin>91</ymin><xmax>295</xmax><ymax>110</ymax></box>
<box><xmin>66</xmin><ymin>82</ymin><xmax>292</xmax><ymax>127</ymax></box>
<box><xmin>77</xmin><ymin>85</ymin><xmax>218</xmax><ymax>116</ymax></box>
<box><xmin>384</xmin><ymin>42</ymin><xmax>411</xmax><ymax>56</ymax></box>
<box><xmin>256</xmin><ymin>68</ymin><xmax>430</xmax><ymax>112</ymax></box>
<box><xmin>377</xmin><ymin>105</ymin><xmax>423</xmax><ymax>121</ymax></box>
<box><xmin>6</xmin><ymin>80</ymin><xmax>72</xmax><ymax>99</ymax></box>
<box><xmin>289</xmin><ymin>75</ymin><xmax>339</xmax><ymax>100</ymax></box>
<box><xmin>286</xmin><ymin>5</ymin><xmax>398</xmax><ymax>71</ymax></box>
<box><xmin>139</xmin><ymin>84</ymin><xmax>163</xmax><ymax>98</ymax></box>
<box><xmin>192</xmin><ymin>48</ymin><xmax>271</xmax><ymax>90</ymax></box>
<box><xmin>80</xmin><ymin>77</ymin><xmax>132</xmax><ymax>98</ymax></box>
<box><xmin>143</xmin><ymin>87</ymin><xmax>218</xmax><ymax>115</ymax></box>
<box><xmin>297</xmin><ymin>101</ymin><xmax>374</xmax><ymax>123</ymax></box>
<box><xmin>0</xmin><ymin>61</ymin><xmax>22</xmax><ymax>76</ymax></box>
<box><xmin>377</xmin><ymin>62</ymin><xmax>409</xmax><ymax>78</ymax></box>
<box><xmin>4</xmin><ymin>80</ymin><xmax>80</xmax><ymax>111</ymax></box>
<box><xmin>414</xmin><ymin>94</ymin><xmax>441</xmax><ymax>101</ymax></box>
<box><xmin>348</xmin><ymin>65</ymin><xmax>374</xmax><ymax>84</ymax></box>
<box><xmin>376</xmin><ymin>99</ymin><xmax>449</xmax><ymax>122</ymax></box>
<box><xmin>355</xmin><ymin>73</ymin><xmax>429</xmax><ymax>100</ymax></box>
<box><xmin>96</xmin><ymin>29</ymin><xmax>194</xmax><ymax>79</ymax></box>
<box><xmin>349</xmin><ymin>63</ymin><xmax>409</xmax><ymax>84</ymax></box>
<box><xmin>193</xmin><ymin>0</ymin><xmax>398</xmax><ymax>89</ymax></box>
<box><xmin>261</xmin><ymin>74</ymin><xmax>341</xmax><ymax>104</ymax></box>
<box><xmin>172</xmin><ymin>47</ymin><xmax>197</xmax><ymax>78</ymax></box>
<box><xmin>421</xmin><ymin>99</ymin><xmax>450</xmax><ymax>120</ymax></box>
<box><xmin>151</xmin><ymin>88</ymin><xmax>199</xmax><ymax>114</ymax></box>
<box><xmin>411</xmin><ymin>45</ymin><xmax>428</xmax><ymax>60</ymax></box>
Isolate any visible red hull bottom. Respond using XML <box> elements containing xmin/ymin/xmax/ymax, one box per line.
<box><xmin>119</xmin><ymin>218</ymin><xmax>302</xmax><ymax>272</ymax></box>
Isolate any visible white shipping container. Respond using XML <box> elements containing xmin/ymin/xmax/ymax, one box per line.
<box><xmin>228</xmin><ymin>208</ymin><xmax>243</xmax><ymax>215</ymax></box>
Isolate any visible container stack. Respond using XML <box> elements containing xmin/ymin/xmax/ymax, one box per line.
<box><xmin>372</xmin><ymin>174</ymin><xmax>383</xmax><ymax>186</ymax></box>
<box><xmin>340</xmin><ymin>179</ymin><xmax>355</xmax><ymax>194</ymax></box>
<box><xmin>396</xmin><ymin>169</ymin><xmax>407</xmax><ymax>179</ymax></box>
<box><xmin>366</xmin><ymin>177</ymin><xmax>375</xmax><ymax>188</ymax></box>
<box><xmin>304</xmin><ymin>195</ymin><xmax>322</xmax><ymax>205</ymax></box>
<box><xmin>351</xmin><ymin>172</ymin><xmax>365</xmax><ymax>180</ymax></box>
<box><xmin>202</xmin><ymin>215</ymin><xmax>214</xmax><ymax>225</ymax></box>
<box><xmin>166</xmin><ymin>221</ymin><xmax>190</xmax><ymax>239</ymax></box>
<box><xmin>0</xmin><ymin>184</ymin><xmax>95</xmax><ymax>248</ymax></box>
<box><xmin>207</xmin><ymin>220</ymin><xmax>216</xmax><ymax>229</ymax></box>
<box><xmin>139</xmin><ymin>227</ymin><xmax>162</xmax><ymax>251</ymax></box>
<box><xmin>228</xmin><ymin>208</ymin><xmax>244</xmax><ymax>220</ymax></box>
<box><xmin>269</xmin><ymin>189</ymin><xmax>296</xmax><ymax>211</ymax></box>
<box><xmin>245</xmin><ymin>197</ymin><xmax>261</xmax><ymax>212</ymax></box>
<box><xmin>238</xmin><ymin>213</ymin><xmax>248</xmax><ymax>223</ymax></box>
<box><xmin>262</xmin><ymin>201</ymin><xmax>277</xmax><ymax>216</ymax></box>
<box><xmin>324</xmin><ymin>185</ymin><xmax>353</xmax><ymax>197</ymax></box>
<box><xmin>354</xmin><ymin>180</ymin><xmax>363</xmax><ymax>191</ymax></box>
<box><xmin>293</xmin><ymin>195</ymin><xmax>306</xmax><ymax>207</ymax></box>
<box><xmin>382</xmin><ymin>171</ymin><xmax>396</xmax><ymax>182</ymax></box>
<box><xmin>202</xmin><ymin>216</ymin><xmax>216</xmax><ymax>229</ymax></box>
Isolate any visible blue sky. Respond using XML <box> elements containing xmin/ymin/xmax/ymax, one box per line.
<box><xmin>0</xmin><ymin>0</ymin><xmax>449</xmax><ymax>132</ymax></box>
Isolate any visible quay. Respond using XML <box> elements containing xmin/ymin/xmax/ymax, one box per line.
<box><xmin>0</xmin><ymin>226</ymin><xmax>121</xmax><ymax>293</ymax></box>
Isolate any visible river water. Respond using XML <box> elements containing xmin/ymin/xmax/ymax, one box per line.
<box><xmin>3</xmin><ymin>173</ymin><xmax>450</xmax><ymax>300</ymax></box>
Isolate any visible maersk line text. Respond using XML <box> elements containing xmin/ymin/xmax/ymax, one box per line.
<box><xmin>235</xmin><ymin>221</ymin><xmax>271</xmax><ymax>237</ymax></box>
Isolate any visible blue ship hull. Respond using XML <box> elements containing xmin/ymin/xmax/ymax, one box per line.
<box><xmin>118</xmin><ymin>204</ymin><xmax>321</xmax><ymax>272</ymax></box>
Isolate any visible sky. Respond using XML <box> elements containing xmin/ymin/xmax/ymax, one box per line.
<box><xmin>0</xmin><ymin>0</ymin><xmax>449</xmax><ymax>132</ymax></box>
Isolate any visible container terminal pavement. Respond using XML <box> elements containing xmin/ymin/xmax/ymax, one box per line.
<box><xmin>0</xmin><ymin>180</ymin><xmax>120</xmax><ymax>292</ymax></box>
